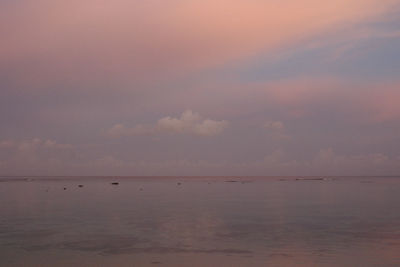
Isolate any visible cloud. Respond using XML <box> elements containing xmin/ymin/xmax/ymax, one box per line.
<box><xmin>66</xmin><ymin>149</ymin><xmax>400</xmax><ymax>176</ymax></box>
<box><xmin>106</xmin><ymin>110</ymin><xmax>229</xmax><ymax>138</ymax></box>
<box><xmin>263</xmin><ymin>121</ymin><xmax>285</xmax><ymax>131</ymax></box>
<box><xmin>0</xmin><ymin>138</ymin><xmax>73</xmax><ymax>152</ymax></box>
<box><xmin>204</xmin><ymin>77</ymin><xmax>400</xmax><ymax>122</ymax></box>
<box><xmin>310</xmin><ymin>148</ymin><xmax>394</xmax><ymax>174</ymax></box>
<box><xmin>262</xmin><ymin>121</ymin><xmax>291</xmax><ymax>141</ymax></box>
<box><xmin>1</xmin><ymin>139</ymin><xmax>399</xmax><ymax>176</ymax></box>
<box><xmin>367</xmin><ymin>85</ymin><xmax>400</xmax><ymax>122</ymax></box>
<box><xmin>0</xmin><ymin>1</ymin><xmax>399</xmax><ymax>176</ymax></box>
<box><xmin>0</xmin><ymin>138</ymin><xmax>75</xmax><ymax>175</ymax></box>
<box><xmin>0</xmin><ymin>0</ymin><xmax>397</xmax><ymax>90</ymax></box>
<box><xmin>105</xmin><ymin>124</ymin><xmax>155</xmax><ymax>137</ymax></box>
<box><xmin>0</xmin><ymin>140</ymin><xmax>14</xmax><ymax>149</ymax></box>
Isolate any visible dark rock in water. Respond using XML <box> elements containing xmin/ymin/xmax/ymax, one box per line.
<box><xmin>78</xmin><ymin>185</ymin><xmax>84</xmax><ymax>188</ymax></box>
<box><xmin>111</xmin><ymin>182</ymin><xmax>119</xmax><ymax>185</ymax></box>
<box><xmin>63</xmin><ymin>187</ymin><xmax>67</xmax><ymax>190</ymax></box>
<box><xmin>177</xmin><ymin>182</ymin><xmax>181</xmax><ymax>185</ymax></box>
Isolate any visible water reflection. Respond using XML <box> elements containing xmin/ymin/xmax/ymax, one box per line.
<box><xmin>0</xmin><ymin>176</ymin><xmax>399</xmax><ymax>266</ymax></box>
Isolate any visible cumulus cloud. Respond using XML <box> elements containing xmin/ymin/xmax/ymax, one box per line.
<box><xmin>106</xmin><ymin>110</ymin><xmax>229</xmax><ymax>138</ymax></box>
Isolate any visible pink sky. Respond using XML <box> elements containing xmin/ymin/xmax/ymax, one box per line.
<box><xmin>1</xmin><ymin>0</ymin><xmax>400</xmax><ymax>175</ymax></box>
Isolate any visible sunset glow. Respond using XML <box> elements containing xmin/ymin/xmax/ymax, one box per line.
<box><xmin>1</xmin><ymin>0</ymin><xmax>400</xmax><ymax>176</ymax></box>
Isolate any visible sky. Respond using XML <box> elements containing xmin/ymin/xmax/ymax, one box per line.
<box><xmin>1</xmin><ymin>0</ymin><xmax>400</xmax><ymax>176</ymax></box>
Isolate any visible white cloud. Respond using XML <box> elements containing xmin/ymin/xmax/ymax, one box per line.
<box><xmin>106</xmin><ymin>110</ymin><xmax>229</xmax><ymax>138</ymax></box>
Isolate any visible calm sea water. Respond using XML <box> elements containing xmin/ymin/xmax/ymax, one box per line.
<box><xmin>0</xmin><ymin>176</ymin><xmax>399</xmax><ymax>267</ymax></box>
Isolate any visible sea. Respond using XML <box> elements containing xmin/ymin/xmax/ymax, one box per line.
<box><xmin>0</xmin><ymin>176</ymin><xmax>399</xmax><ymax>266</ymax></box>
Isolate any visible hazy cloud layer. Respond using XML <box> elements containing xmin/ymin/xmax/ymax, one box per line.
<box><xmin>263</xmin><ymin>121</ymin><xmax>285</xmax><ymax>131</ymax></box>
<box><xmin>0</xmin><ymin>139</ymin><xmax>75</xmax><ymax>175</ymax></box>
<box><xmin>2</xmin><ymin>140</ymin><xmax>399</xmax><ymax>176</ymax></box>
<box><xmin>1</xmin><ymin>0</ymin><xmax>397</xmax><ymax>89</ymax></box>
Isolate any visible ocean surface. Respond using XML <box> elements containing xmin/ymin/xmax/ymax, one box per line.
<box><xmin>0</xmin><ymin>176</ymin><xmax>399</xmax><ymax>267</ymax></box>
